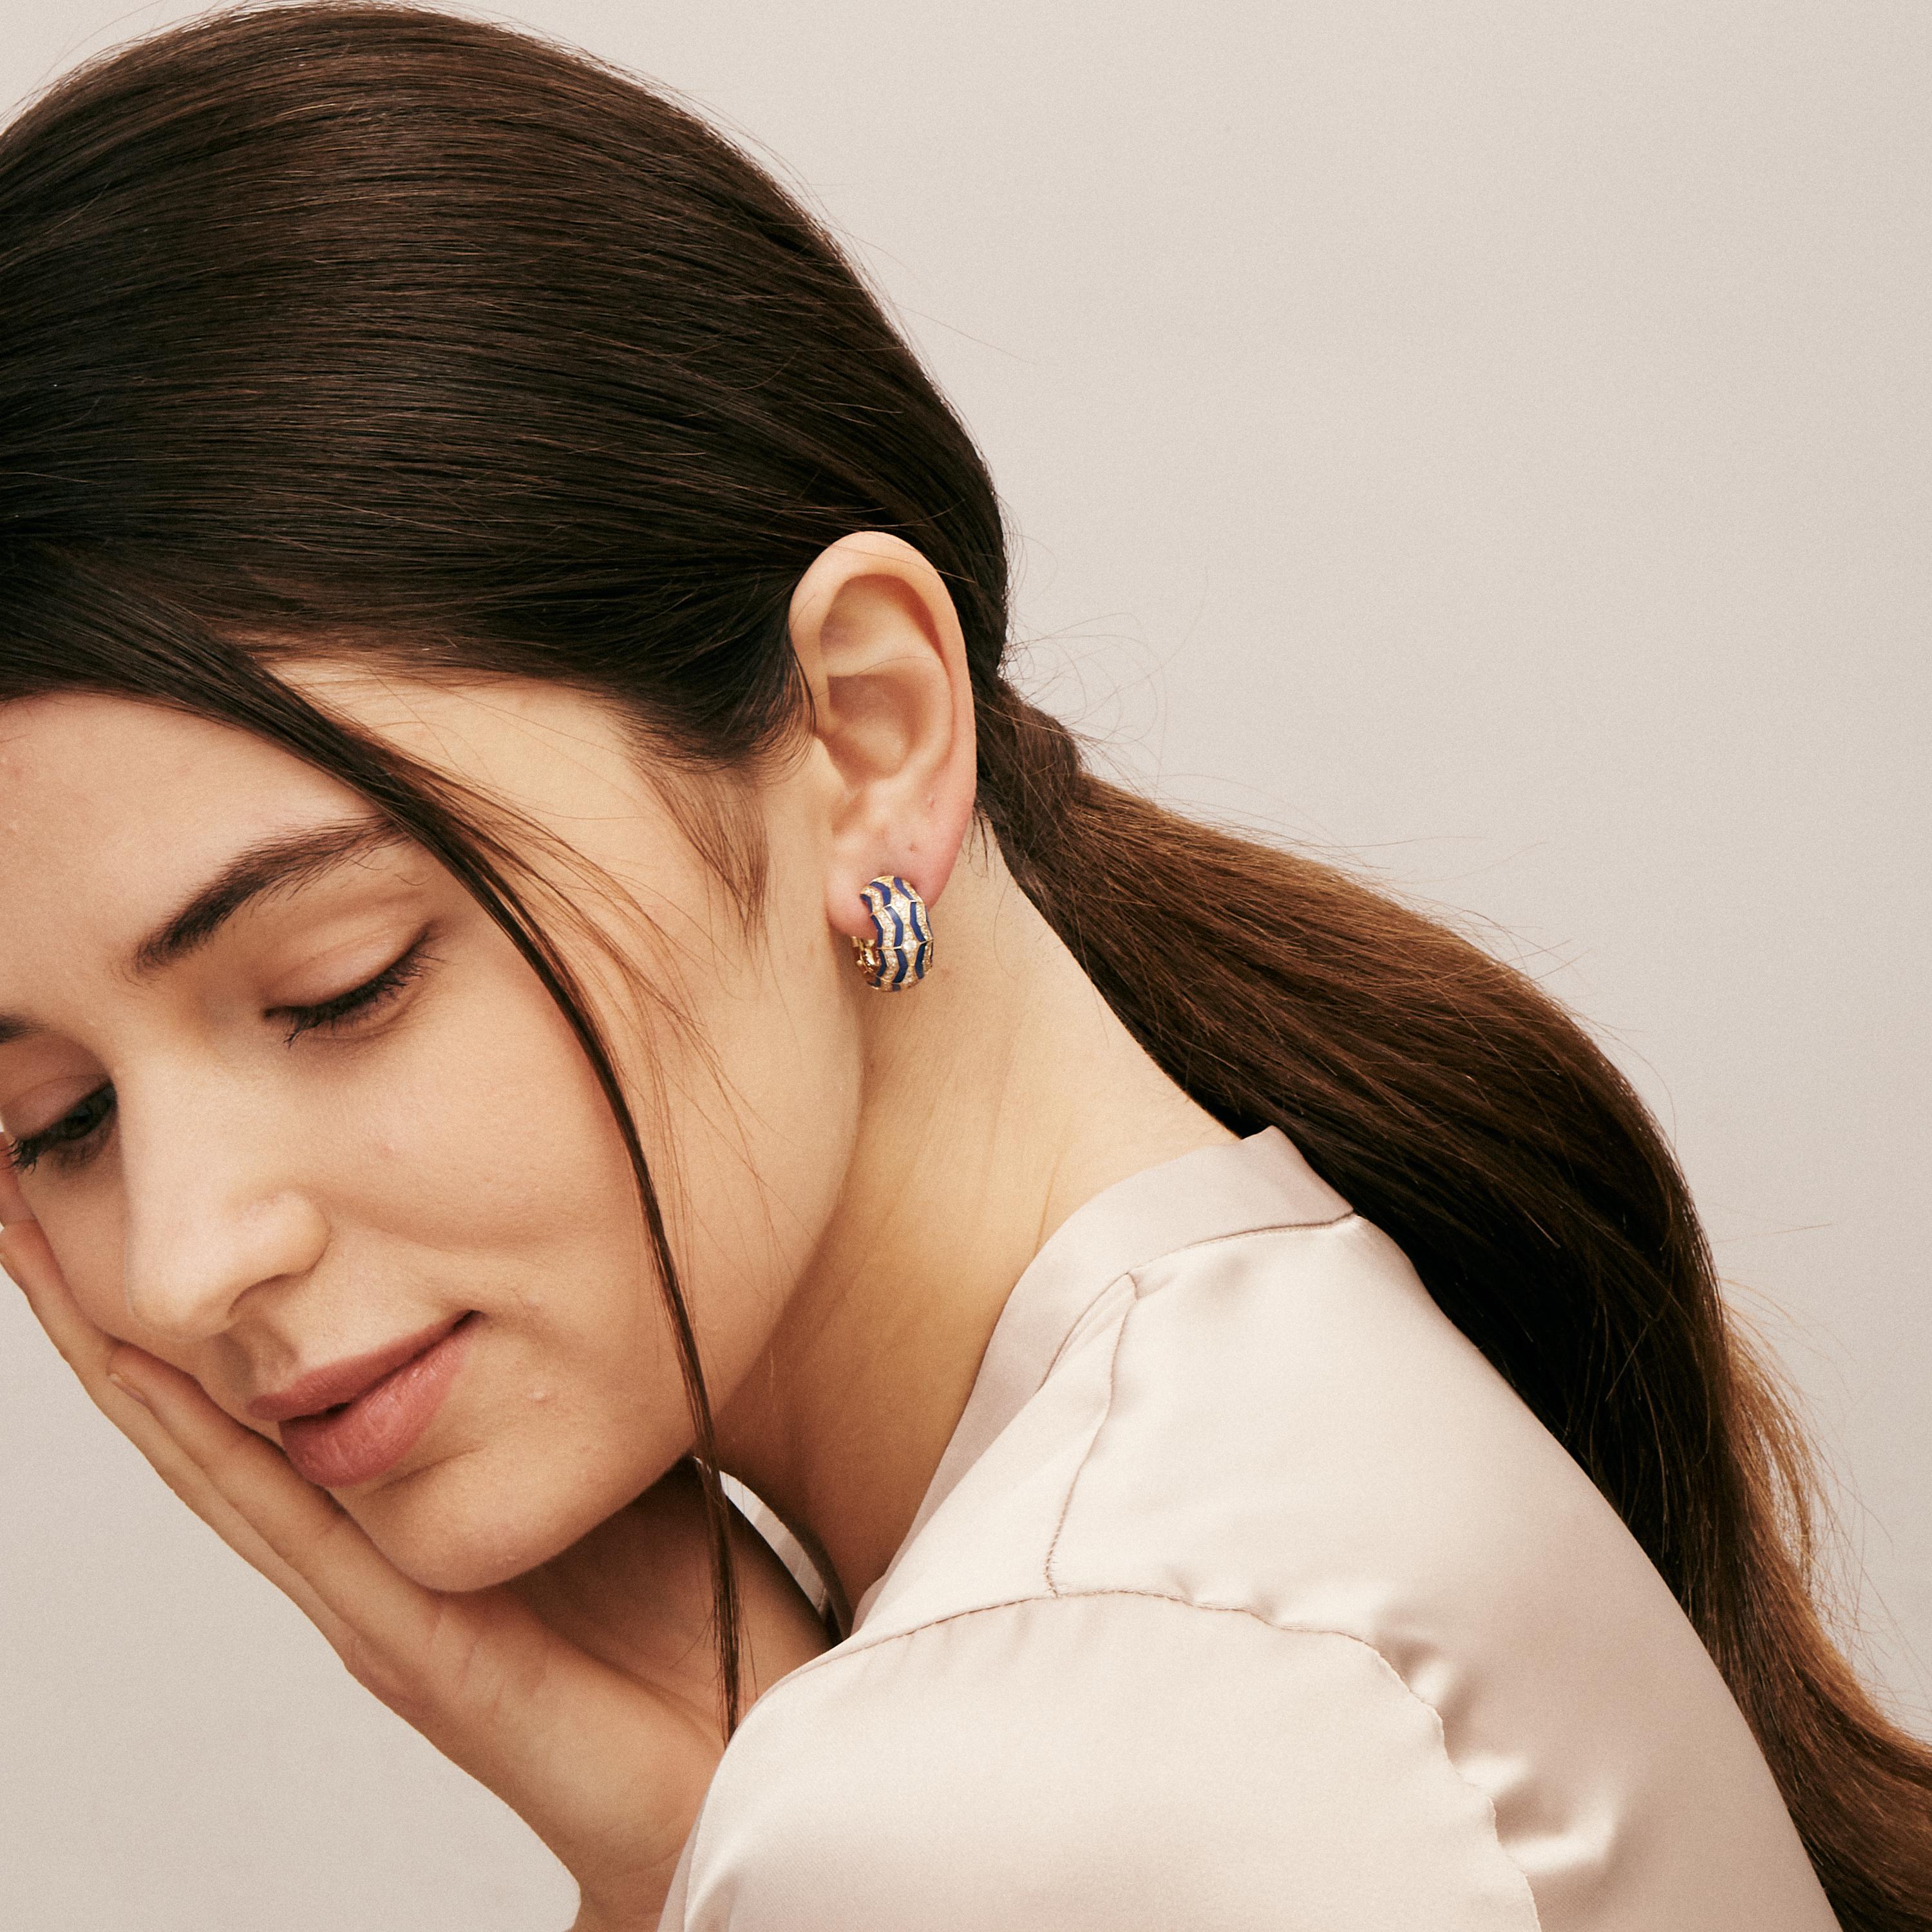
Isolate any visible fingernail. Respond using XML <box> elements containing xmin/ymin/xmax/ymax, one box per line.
<box><xmin>106</xmin><ymin>1369</ymin><xmax>153</xmax><ymax>1414</ymax></box>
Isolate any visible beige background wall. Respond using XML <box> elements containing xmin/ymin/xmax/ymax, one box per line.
<box><xmin>1</xmin><ymin>3</ymin><xmax>1926</xmax><ymax>1925</ymax></box>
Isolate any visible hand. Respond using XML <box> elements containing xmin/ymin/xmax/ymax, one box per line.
<box><xmin>0</xmin><ymin>1179</ymin><xmax>833</xmax><ymax>1932</ymax></box>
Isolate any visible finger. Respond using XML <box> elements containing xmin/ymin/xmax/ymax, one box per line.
<box><xmin>104</xmin><ymin>1342</ymin><xmax>473</xmax><ymax>1674</ymax></box>
<box><xmin>5</xmin><ymin>1221</ymin><xmax>561</xmax><ymax>1747</ymax></box>
<box><xmin>0</xmin><ymin>1146</ymin><xmax>32</xmax><ymax>1227</ymax></box>
<box><xmin>100</xmin><ymin>1343</ymin><xmax>659</xmax><ymax>1800</ymax></box>
<box><xmin>0</xmin><ymin>1220</ymin><xmax>354</xmax><ymax>1637</ymax></box>
<box><xmin>2</xmin><ymin>1211</ymin><xmax>710</xmax><ymax>1867</ymax></box>
<box><xmin>2</xmin><ymin>1215</ymin><xmax>122</xmax><ymax>1389</ymax></box>
<box><xmin>107</xmin><ymin>1349</ymin><xmax>364</xmax><ymax>1644</ymax></box>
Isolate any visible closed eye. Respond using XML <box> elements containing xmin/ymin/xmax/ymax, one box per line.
<box><xmin>2</xmin><ymin>932</ymin><xmax>441</xmax><ymax>1177</ymax></box>
<box><xmin>271</xmin><ymin>931</ymin><xmax>439</xmax><ymax>1046</ymax></box>
<box><xmin>4</xmin><ymin>1081</ymin><xmax>115</xmax><ymax>1177</ymax></box>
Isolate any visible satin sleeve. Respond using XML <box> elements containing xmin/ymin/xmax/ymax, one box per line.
<box><xmin>657</xmin><ymin>1589</ymin><xmax>1540</xmax><ymax>1932</ymax></box>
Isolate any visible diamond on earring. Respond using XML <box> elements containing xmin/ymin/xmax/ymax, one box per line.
<box><xmin>852</xmin><ymin>875</ymin><xmax>934</xmax><ymax>990</ymax></box>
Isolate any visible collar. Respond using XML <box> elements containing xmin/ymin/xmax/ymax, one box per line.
<box><xmin>848</xmin><ymin>1124</ymin><xmax>1351</xmax><ymax>1633</ymax></box>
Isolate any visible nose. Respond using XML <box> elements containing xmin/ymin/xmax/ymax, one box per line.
<box><xmin>116</xmin><ymin>1068</ymin><xmax>331</xmax><ymax>1346</ymax></box>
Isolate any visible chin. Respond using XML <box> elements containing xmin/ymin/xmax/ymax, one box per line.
<box><xmin>384</xmin><ymin>1530</ymin><xmax>556</xmax><ymax>1595</ymax></box>
<box><xmin>346</xmin><ymin>1455</ymin><xmax>597</xmax><ymax>1593</ymax></box>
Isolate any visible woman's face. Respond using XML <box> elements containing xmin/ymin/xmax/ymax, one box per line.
<box><xmin>0</xmin><ymin>665</ymin><xmax>862</xmax><ymax>1590</ymax></box>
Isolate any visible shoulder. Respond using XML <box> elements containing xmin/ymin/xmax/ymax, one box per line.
<box><xmin>799</xmin><ymin>1211</ymin><xmax>1834</xmax><ymax>1932</ymax></box>
<box><xmin>661</xmin><ymin>1588</ymin><xmax>1539</xmax><ymax>1932</ymax></box>
<box><xmin>1049</xmin><ymin>1208</ymin><xmax>1684</xmax><ymax>1644</ymax></box>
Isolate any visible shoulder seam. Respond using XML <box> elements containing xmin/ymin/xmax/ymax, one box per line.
<box><xmin>1032</xmin><ymin>1208</ymin><xmax>1361</xmax><ymax>1394</ymax></box>
<box><xmin>1040</xmin><ymin>1214</ymin><xmax>1361</xmax><ymax>1596</ymax></box>
<box><xmin>1043</xmin><ymin>1285</ymin><xmax>1132</xmax><ymax>1595</ymax></box>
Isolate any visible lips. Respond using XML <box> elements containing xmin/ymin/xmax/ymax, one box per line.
<box><xmin>259</xmin><ymin>1312</ymin><xmax>476</xmax><ymax>1490</ymax></box>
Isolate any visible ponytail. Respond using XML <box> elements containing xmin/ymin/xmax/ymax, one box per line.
<box><xmin>976</xmin><ymin>686</ymin><xmax>1932</xmax><ymax>1929</ymax></box>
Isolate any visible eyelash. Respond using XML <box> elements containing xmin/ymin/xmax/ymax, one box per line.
<box><xmin>275</xmin><ymin>936</ymin><xmax>437</xmax><ymax>1048</ymax></box>
<box><xmin>2</xmin><ymin>937</ymin><xmax>439</xmax><ymax>1179</ymax></box>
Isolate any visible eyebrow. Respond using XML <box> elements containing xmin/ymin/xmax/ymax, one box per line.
<box><xmin>0</xmin><ymin>815</ymin><xmax>414</xmax><ymax>1048</ymax></box>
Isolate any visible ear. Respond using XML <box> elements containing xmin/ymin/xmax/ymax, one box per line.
<box><xmin>786</xmin><ymin>531</ymin><xmax>978</xmax><ymax>940</ymax></box>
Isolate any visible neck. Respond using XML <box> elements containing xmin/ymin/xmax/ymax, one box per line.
<box><xmin>713</xmin><ymin>836</ymin><xmax>1234</xmax><ymax>1627</ymax></box>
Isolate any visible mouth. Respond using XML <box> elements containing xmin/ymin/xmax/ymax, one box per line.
<box><xmin>261</xmin><ymin>1312</ymin><xmax>478</xmax><ymax>1491</ymax></box>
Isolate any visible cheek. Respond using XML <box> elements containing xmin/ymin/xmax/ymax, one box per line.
<box><xmin>51</xmin><ymin>1211</ymin><xmax>137</xmax><ymax>1341</ymax></box>
<box><xmin>321</xmin><ymin>883</ymin><xmax>861</xmax><ymax>1588</ymax></box>
<box><xmin>350</xmin><ymin>1393</ymin><xmax>692</xmax><ymax>1592</ymax></box>
<box><xmin>648</xmin><ymin>900</ymin><xmax>864</xmax><ymax>1387</ymax></box>
<box><xmin>356</xmin><ymin>967</ymin><xmax>683</xmax><ymax>1417</ymax></box>
<box><xmin>352</xmin><ymin>980</ymin><xmax>635</xmax><ymax>1255</ymax></box>
<box><xmin>321</xmin><ymin>961</ymin><xmax>689</xmax><ymax>1586</ymax></box>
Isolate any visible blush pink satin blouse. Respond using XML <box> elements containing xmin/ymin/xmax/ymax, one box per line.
<box><xmin>658</xmin><ymin>1128</ymin><xmax>1837</xmax><ymax>1930</ymax></box>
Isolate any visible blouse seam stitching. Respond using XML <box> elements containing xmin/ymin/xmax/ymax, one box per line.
<box><xmin>1065</xmin><ymin>1591</ymin><xmax>1544</xmax><ymax>1930</ymax></box>
<box><xmin>727</xmin><ymin>1590</ymin><xmax>1543</xmax><ymax>1929</ymax></box>
<box><xmin>1041</xmin><ymin>1217</ymin><xmax>1359</xmax><ymax>1600</ymax></box>
<box><xmin>1033</xmin><ymin>1209</ymin><xmax>1359</xmax><ymax>1390</ymax></box>
<box><xmin>1042</xmin><ymin>1289</ymin><xmax>1134</xmax><ymax>1595</ymax></box>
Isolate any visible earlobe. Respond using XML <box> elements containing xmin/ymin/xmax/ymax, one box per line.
<box><xmin>785</xmin><ymin>533</ymin><xmax>978</xmax><ymax>945</ymax></box>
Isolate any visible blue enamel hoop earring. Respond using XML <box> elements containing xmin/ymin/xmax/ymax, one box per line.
<box><xmin>853</xmin><ymin>875</ymin><xmax>934</xmax><ymax>990</ymax></box>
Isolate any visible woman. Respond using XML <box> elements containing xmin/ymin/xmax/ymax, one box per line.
<box><xmin>0</xmin><ymin>5</ymin><xmax>1925</xmax><ymax>1928</ymax></box>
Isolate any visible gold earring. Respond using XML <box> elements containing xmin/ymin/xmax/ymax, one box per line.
<box><xmin>851</xmin><ymin>875</ymin><xmax>934</xmax><ymax>990</ymax></box>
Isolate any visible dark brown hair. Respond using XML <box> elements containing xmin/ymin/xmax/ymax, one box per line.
<box><xmin>1</xmin><ymin>5</ymin><xmax>1925</xmax><ymax>1920</ymax></box>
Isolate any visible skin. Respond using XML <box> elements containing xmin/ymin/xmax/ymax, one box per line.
<box><xmin>0</xmin><ymin>532</ymin><xmax>1233</xmax><ymax>1926</ymax></box>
